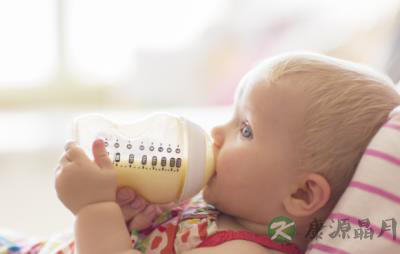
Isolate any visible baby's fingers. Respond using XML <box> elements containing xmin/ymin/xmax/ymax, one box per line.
<box><xmin>157</xmin><ymin>202</ymin><xmax>177</xmax><ymax>213</ymax></box>
<box><xmin>64</xmin><ymin>141</ymin><xmax>87</xmax><ymax>163</ymax></box>
<box><xmin>58</xmin><ymin>152</ymin><xmax>71</xmax><ymax>166</ymax></box>
<box><xmin>56</xmin><ymin>142</ymin><xmax>79</xmax><ymax>173</ymax></box>
<box><xmin>128</xmin><ymin>205</ymin><xmax>157</xmax><ymax>231</ymax></box>
<box><xmin>92</xmin><ymin>139</ymin><xmax>113</xmax><ymax>169</ymax></box>
<box><xmin>55</xmin><ymin>153</ymin><xmax>70</xmax><ymax>175</ymax></box>
<box><xmin>120</xmin><ymin>196</ymin><xmax>147</xmax><ymax>221</ymax></box>
<box><xmin>116</xmin><ymin>187</ymin><xmax>136</xmax><ymax>205</ymax></box>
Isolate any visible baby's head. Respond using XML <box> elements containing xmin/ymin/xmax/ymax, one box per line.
<box><xmin>203</xmin><ymin>52</ymin><xmax>400</xmax><ymax>247</ymax></box>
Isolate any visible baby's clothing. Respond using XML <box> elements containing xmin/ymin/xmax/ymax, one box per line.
<box><xmin>0</xmin><ymin>195</ymin><xmax>301</xmax><ymax>254</ymax></box>
<box><xmin>130</xmin><ymin>194</ymin><xmax>301</xmax><ymax>254</ymax></box>
<box><xmin>0</xmin><ymin>228</ymin><xmax>75</xmax><ymax>254</ymax></box>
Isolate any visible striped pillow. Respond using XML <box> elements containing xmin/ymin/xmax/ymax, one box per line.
<box><xmin>306</xmin><ymin>108</ymin><xmax>400</xmax><ymax>254</ymax></box>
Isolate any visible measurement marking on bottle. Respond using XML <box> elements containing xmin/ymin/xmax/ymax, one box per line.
<box><xmin>141</xmin><ymin>155</ymin><xmax>147</xmax><ymax>165</ymax></box>
<box><xmin>161</xmin><ymin>157</ymin><xmax>167</xmax><ymax>167</ymax></box>
<box><xmin>115</xmin><ymin>152</ymin><xmax>121</xmax><ymax>162</ymax></box>
<box><xmin>129</xmin><ymin>154</ymin><xmax>134</xmax><ymax>164</ymax></box>
<box><xmin>152</xmin><ymin>156</ymin><xmax>157</xmax><ymax>166</ymax></box>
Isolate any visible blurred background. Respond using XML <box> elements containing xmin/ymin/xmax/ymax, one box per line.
<box><xmin>1</xmin><ymin>0</ymin><xmax>400</xmax><ymax>239</ymax></box>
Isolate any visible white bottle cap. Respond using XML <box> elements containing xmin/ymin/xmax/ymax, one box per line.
<box><xmin>179</xmin><ymin>117</ymin><xmax>215</xmax><ymax>201</ymax></box>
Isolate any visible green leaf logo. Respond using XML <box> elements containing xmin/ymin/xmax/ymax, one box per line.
<box><xmin>267</xmin><ymin>216</ymin><xmax>296</xmax><ymax>244</ymax></box>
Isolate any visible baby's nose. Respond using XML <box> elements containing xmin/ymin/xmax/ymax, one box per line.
<box><xmin>211</xmin><ymin>125</ymin><xmax>224</xmax><ymax>148</ymax></box>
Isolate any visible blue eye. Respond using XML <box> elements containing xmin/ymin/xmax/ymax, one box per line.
<box><xmin>240</xmin><ymin>122</ymin><xmax>253</xmax><ymax>139</ymax></box>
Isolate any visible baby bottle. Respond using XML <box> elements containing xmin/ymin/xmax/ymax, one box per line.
<box><xmin>72</xmin><ymin>113</ymin><xmax>215</xmax><ymax>204</ymax></box>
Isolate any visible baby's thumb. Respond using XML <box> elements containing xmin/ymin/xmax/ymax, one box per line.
<box><xmin>92</xmin><ymin>139</ymin><xmax>113</xmax><ymax>169</ymax></box>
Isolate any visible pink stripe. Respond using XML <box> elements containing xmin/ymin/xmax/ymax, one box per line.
<box><xmin>307</xmin><ymin>243</ymin><xmax>350</xmax><ymax>254</ymax></box>
<box><xmin>350</xmin><ymin>181</ymin><xmax>400</xmax><ymax>204</ymax></box>
<box><xmin>384</xmin><ymin>122</ymin><xmax>400</xmax><ymax>131</ymax></box>
<box><xmin>364</xmin><ymin>148</ymin><xmax>400</xmax><ymax>166</ymax></box>
<box><xmin>329</xmin><ymin>213</ymin><xmax>400</xmax><ymax>244</ymax></box>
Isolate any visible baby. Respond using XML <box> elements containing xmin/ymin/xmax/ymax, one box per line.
<box><xmin>55</xmin><ymin>52</ymin><xmax>400</xmax><ymax>254</ymax></box>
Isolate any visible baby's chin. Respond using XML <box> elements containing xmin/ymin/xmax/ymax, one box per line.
<box><xmin>201</xmin><ymin>172</ymin><xmax>220</xmax><ymax>204</ymax></box>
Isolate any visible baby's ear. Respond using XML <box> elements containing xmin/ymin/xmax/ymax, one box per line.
<box><xmin>283</xmin><ymin>173</ymin><xmax>331</xmax><ymax>217</ymax></box>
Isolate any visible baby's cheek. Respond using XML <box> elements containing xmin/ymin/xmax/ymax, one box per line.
<box><xmin>216</xmin><ymin>152</ymin><xmax>244</xmax><ymax>182</ymax></box>
<box><xmin>220</xmin><ymin>146</ymin><xmax>246</xmax><ymax>166</ymax></box>
<box><xmin>216</xmin><ymin>150</ymin><xmax>232</xmax><ymax>174</ymax></box>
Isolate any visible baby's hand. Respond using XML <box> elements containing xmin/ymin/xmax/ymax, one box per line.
<box><xmin>116</xmin><ymin>187</ymin><xmax>157</xmax><ymax>230</ymax></box>
<box><xmin>55</xmin><ymin>140</ymin><xmax>117</xmax><ymax>214</ymax></box>
<box><xmin>116</xmin><ymin>187</ymin><xmax>177</xmax><ymax>231</ymax></box>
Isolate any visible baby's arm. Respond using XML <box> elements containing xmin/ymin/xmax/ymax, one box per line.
<box><xmin>75</xmin><ymin>201</ymin><xmax>140</xmax><ymax>254</ymax></box>
<box><xmin>55</xmin><ymin>140</ymin><xmax>140</xmax><ymax>254</ymax></box>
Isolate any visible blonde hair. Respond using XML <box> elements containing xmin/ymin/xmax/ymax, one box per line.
<box><xmin>254</xmin><ymin>52</ymin><xmax>400</xmax><ymax>208</ymax></box>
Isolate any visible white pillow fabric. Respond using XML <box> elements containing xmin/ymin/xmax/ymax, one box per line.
<box><xmin>306</xmin><ymin>108</ymin><xmax>400</xmax><ymax>253</ymax></box>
